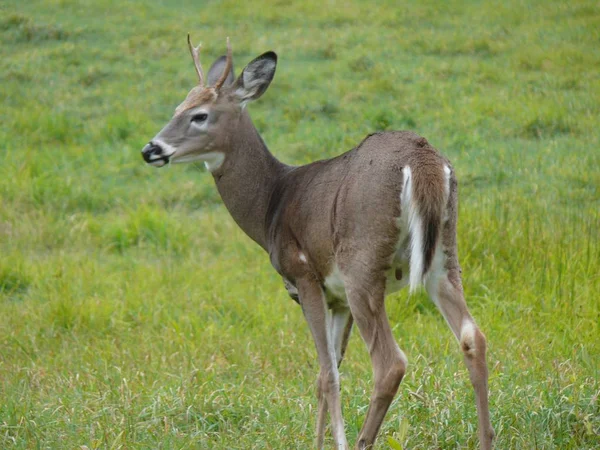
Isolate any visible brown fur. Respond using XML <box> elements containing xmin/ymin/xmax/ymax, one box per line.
<box><xmin>263</xmin><ymin>131</ymin><xmax>450</xmax><ymax>292</ymax></box>
<box><xmin>174</xmin><ymin>86</ymin><xmax>217</xmax><ymax>116</ymax></box>
<box><xmin>144</xmin><ymin>46</ymin><xmax>493</xmax><ymax>450</ymax></box>
<box><xmin>410</xmin><ymin>138</ymin><xmax>447</xmax><ymax>276</ymax></box>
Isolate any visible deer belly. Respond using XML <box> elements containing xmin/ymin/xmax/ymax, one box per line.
<box><xmin>323</xmin><ymin>265</ymin><xmax>348</xmax><ymax>308</ymax></box>
<box><xmin>323</xmin><ymin>255</ymin><xmax>410</xmax><ymax>306</ymax></box>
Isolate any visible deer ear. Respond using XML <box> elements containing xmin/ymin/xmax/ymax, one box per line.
<box><xmin>207</xmin><ymin>55</ymin><xmax>235</xmax><ymax>87</ymax></box>
<box><xmin>232</xmin><ymin>51</ymin><xmax>277</xmax><ymax>103</ymax></box>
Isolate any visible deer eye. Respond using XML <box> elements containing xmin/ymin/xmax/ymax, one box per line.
<box><xmin>191</xmin><ymin>113</ymin><xmax>208</xmax><ymax>123</ymax></box>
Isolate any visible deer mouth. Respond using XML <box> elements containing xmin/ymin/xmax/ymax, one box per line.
<box><xmin>147</xmin><ymin>155</ymin><xmax>170</xmax><ymax>167</ymax></box>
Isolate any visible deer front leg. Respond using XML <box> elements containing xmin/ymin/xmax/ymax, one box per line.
<box><xmin>316</xmin><ymin>308</ymin><xmax>352</xmax><ymax>448</ymax></box>
<box><xmin>297</xmin><ymin>278</ymin><xmax>348</xmax><ymax>450</ymax></box>
<box><xmin>331</xmin><ymin>308</ymin><xmax>353</xmax><ymax>368</ymax></box>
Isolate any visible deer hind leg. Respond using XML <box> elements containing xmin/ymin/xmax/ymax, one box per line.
<box><xmin>425</xmin><ymin>267</ymin><xmax>495</xmax><ymax>449</ymax></box>
<box><xmin>297</xmin><ymin>278</ymin><xmax>349</xmax><ymax>450</ymax></box>
<box><xmin>343</xmin><ymin>275</ymin><xmax>407</xmax><ymax>450</ymax></box>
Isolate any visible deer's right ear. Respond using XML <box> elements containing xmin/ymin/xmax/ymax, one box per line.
<box><xmin>232</xmin><ymin>51</ymin><xmax>277</xmax><ymax>104</ymax></box>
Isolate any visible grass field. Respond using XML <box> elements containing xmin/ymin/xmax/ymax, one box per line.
<box><xmin>1</xmin><ymin>0</ymin><xmax>599</xmax><ymax>448</ymax></box>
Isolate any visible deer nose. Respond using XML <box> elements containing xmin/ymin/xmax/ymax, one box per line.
<box><xmin>141</xmin><ymin>142</ymin><xmax>163</xmax><ymax>163</ymax></box>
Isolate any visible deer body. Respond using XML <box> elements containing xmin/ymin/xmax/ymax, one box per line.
<box><xmin>266</xmin><ymin>131</ymin><xmax>446</xmax><ymax>296</ymax></box>
<box><xmin>142</xmin><ymin>38</ymin><xmax>494</xmax><ymax>450</ymax></box>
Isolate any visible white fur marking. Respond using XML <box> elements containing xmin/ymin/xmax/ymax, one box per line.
<box><xmin>443</xmin><ymin>165</ymin><xmax>451</xmax><ymax>222</ymax></box>
<box><xmin>330</xmin><ymin>309</ymin><xmax>351</xmax><ymax>365</ymax></box>
<box><xmin>189</xmin><ymin>107</ymin><xmax>210</xmax><ymax>131</ymax></box>
<box><xmin>152</xmin><ymin>139</ymin><xmax>176</xmax><ymax>158</ymax></box>
<box><xmin>333</xmin><ymin>425</ymin><xmax>347</xmax><ymax>450</ymax></box>
<box><xmin>460</xmin><ymin>320</ymin><xmax>477</xmax><ymax>356</ymax></box>
<box><xmin>443</xmin><ymin>165</ymin><xmax>451</xmax><ymax>191</ymax></box>
<box><xmin>401</xmin><ymin>167</ymin><xmax>423</xmax><ymax>293</ymax></box>
<box><xmin>201</xmin><ymin>152</ymin><xmax>225</xmax><ymax>172</ymax></box>
<box><xmin>147</xmin><ymin>158</ymin><xmax>167</xmax><ymax>167</ymax></box>
<box><xmin>170</xmin><ymin>151</ymin><xmax>225</xmax><ymax>172</ymax></box>
<box><xmin>299</xmin><ymin>252</ymin><xmax>307</xmax><ymax>263</ymax></box>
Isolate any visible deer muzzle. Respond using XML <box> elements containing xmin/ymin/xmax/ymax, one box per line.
<box><xmin>141</xmin><ymin>141</ymin><xmax>171</xmax><ymax>167</ymax></box>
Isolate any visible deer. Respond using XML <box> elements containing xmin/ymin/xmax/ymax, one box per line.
<box><xmin>141</xmin><ymin>36</ymin><xmax>494</xmax><ymax>450</ymax></box>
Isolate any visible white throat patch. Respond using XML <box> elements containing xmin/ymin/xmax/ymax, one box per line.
<box><xmin>202</xmin><ymin>152</ymin><xmax>225</xmax><ymax>172</ymax></box>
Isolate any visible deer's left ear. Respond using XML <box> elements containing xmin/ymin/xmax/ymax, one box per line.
<box><xmin>232</xmin><ymin>51</ymin><xmax>277</xmax><ymax>103</ymax></box>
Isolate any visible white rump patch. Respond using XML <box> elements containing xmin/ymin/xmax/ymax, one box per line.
<box><xmin>401</xmin><ymin>166</ymin><xmax>423</xmax><ymax>293</ymax></box>
<box><xmin>443</xmin><ymin>165</ymin><xmax>451</xmax><ymax>222</ymax></box>
<box><xmin>443</xmin><ymin>165</ymin><xmax>451</xmax><ymax>204</ymax></box>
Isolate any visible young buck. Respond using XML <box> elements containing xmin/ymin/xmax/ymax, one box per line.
<box><xmin>141</xmin><ymin>37</ymin><xmax>494</xmax><ymax>450</ymax></box>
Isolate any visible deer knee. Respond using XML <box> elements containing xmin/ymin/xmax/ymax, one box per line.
<box><xmin>387</xmin><ymin>357</ymin><xmax>407</xmax><ymax>391</ymax></box>
<box><xmin>394</xmin><ymin>351</ymin><xmax>408</xmax><ymax>380</ymax></box>
<box><xmin>374</xmin><ymin>353</ymin><xmax>407</xmax><ymax>401</ymax></box>
<box><xmin>317</xmin><ymin>368</ymin><xmax>340</xmax><ymax>396</ymax></box>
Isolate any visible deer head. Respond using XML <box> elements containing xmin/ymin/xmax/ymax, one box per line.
<box><xmin>141</xmin><ymin>36</ymin><xmax>277</xmax><ymax>171</ymax></box>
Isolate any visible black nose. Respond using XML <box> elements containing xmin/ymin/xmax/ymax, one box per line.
<box><xmin>141</xmin><ymin>142</ymin><xmax>163</xmax><ymax>163</ymax></box>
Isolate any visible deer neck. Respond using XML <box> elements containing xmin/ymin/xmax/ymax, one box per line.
<box><xmin>212</xmin><ymin>111</ymin><xmax>287</xmax><ymax>250</ymax></box>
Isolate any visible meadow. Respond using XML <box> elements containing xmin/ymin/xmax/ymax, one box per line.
<box><xmin>1</xmin><ymin>0</ymin><xmax>599</xmax><ymax>448</ymax></box>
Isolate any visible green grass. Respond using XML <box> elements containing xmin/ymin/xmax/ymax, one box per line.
<box><xmin>1</xmin><ymin>0</ymin><xmax>599</xmax><ymax>448</ymax></box>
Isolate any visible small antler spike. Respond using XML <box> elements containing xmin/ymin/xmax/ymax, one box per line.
<box><xmin>214</xmin><ymin>37</ymin><xmax>233</xmax><ymax>91</ymax></box>
<box><xmin>187</xmin><ymin>33</ymin><xmax>205</xmax><ymax>86</ymax></box>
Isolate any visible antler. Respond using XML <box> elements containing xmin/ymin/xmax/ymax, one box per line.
<box><xmin>213</xmin><ymin>37</ymin><xmax>233</xmax><ymax>90</ymax></box>
<box><xmin>187</xmin><ymin>34</ymin><xmax>205</xmax><ymax>86</ymax></box>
